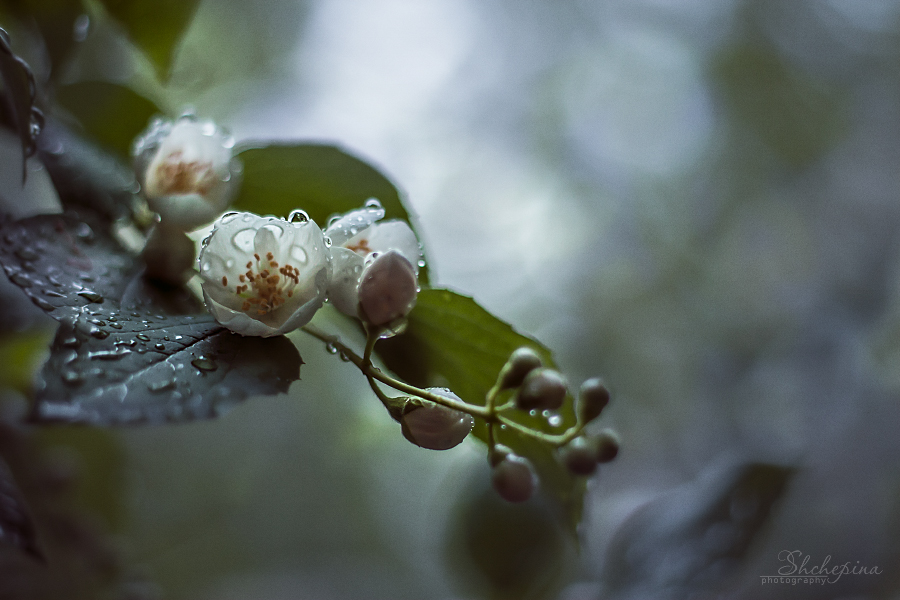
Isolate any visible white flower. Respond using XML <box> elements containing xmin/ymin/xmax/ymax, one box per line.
<box><xmin>198</xmin><ymin>211</ymin><xmax>331</xmax><ymax>337</ymax></box>
<box><xmin>133</xmin><ymin>115</ymin><xmax>241</xmax><ymax>231</ymax></box>
<box><xmin>325</xmin><ymin>201</ymin><xmax>423</xmax><ymax>319</ymax></box>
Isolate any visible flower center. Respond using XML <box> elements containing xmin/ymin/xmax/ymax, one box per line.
<box><xmin>223</xmin><ymin>251</ymin><xmax>301</xmax><ymax>315</ymax></box>
<box><xmin>154</xmin><ymin>150</ymin><xmax>216</xmax><ymax>197</ymax></box>
<box><xmin>346</xmin><ymin>238</ymin><xmax>372</xmax><ymax>255</ymax></box>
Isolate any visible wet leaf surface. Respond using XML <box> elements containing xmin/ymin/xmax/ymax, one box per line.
<box><xmin>0</xmin><ymin>210</ymin><xmax>138</xmax><ymax>320</ymax></box>
<box><xmin>0</xmin><ymin>456</ymin><xmax>42</xmax><ymax>560</ymax></box>
<box><xmin>32</xmin><ymin>305</ymin><xmax>301</xmax><ymax>425</ymax></box>
<box><xmin>602</xmin><ymin>462</ymin><xmax>795</xmax><ymax>599</ymax></box>
<box><xmin>377</xmin><ymin>288</ymin><xmax>586</xmax><ymax>532</ymax></box>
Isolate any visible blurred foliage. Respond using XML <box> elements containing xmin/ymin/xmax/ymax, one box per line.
<box><xmin>55</xmin><ymin>81</ymin><xmax>161</xmax><ymax>157</ymax></box>
<box><xmin>96</xmin><ymin>0</ymin><xmax>201</xmax><ymax>80</ymax></box>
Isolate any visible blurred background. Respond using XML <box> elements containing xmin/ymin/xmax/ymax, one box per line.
<box><xmin>2</xmin><ymin>0</ymin><xmax>900</xmax><ymax>598</ymax></box>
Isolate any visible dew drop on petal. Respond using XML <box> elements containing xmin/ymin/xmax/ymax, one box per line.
<box><xmin>324</xmin><ymin>236</ymin><xmax>333</xmax><ymax>248</ymax></box>
<box><xmin>288</xmin><ymin>210</ymin><xmax>309</xmax><ymax>223</ymax></box>
<box><xmin>201</xmin><ymin>122</ymin><xmax>216</xmax><ymax>136</ymax></box>
<box><xmin>232</xmin><ymin>228</ymin><xmax>256</xmax><ymax>252</ymax></box>
<box><xmin>263</xmin><ymin>223</ymin><xmax>284</xmax><ymax>239</ymax></box>
<box><xmin>225</xmin><ymin>259</ymin><xmax>235</xmax><ymax>269</ymax></box>
<box><xmin>201</xmin><ymin>261</ymin><xmax>212</xmax><ymax>272</ymax></box>
<box><xmin>220</xmin><ymin>211</ymin><xmax>240</xmax><ymax>223</ymax></box>
<box><xmin>290</xmin><ymin>246</ymin><xmax>308</xmax><ymax>265</ymax></box>
<box><xmin>365</xmin><ymin>198</ymin><xmax>383</xmax><ymax>209</ymax></box>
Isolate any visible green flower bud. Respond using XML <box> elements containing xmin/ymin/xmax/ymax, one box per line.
<box><xmin>515</xmin><ymin>368</ymin><xmax>567</xmax><ymax>411</ymax></box>
<box><xmin>595</xmin><ymin>429</ymin><xmax>620</xmax><ymax>463</ymax></box>
<box><xmin>577</xmin><ymin>378</ymin><xmax>610</xmax><ymax>424</ymax></box>
<box><xmin>560</xmin><ymin>436</ymin><xmax>599</xmax><ymax>476</ymax></box>
<box><xmin>497</xmin><ymin>347</ymin><xmax>543</xmax><ymax>390</ymax></box>
<box><xmin>491</xmin><ymin>454</ymin><xmax>537</xmax><ymax>503</ymax></box>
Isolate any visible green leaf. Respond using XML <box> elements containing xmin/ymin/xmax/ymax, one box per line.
<box><xmin>376</xmin><ymin>288</ymin><xmax>586</xmax><ymax>532</ymax></box>
<box><xmin>98</xmin><ymin>0</ymin><xmax>201</xmax><ymax>79</ymax></box>
<box><xmin>233</xmin><ymin>143</ymin><xmax>429</xmax><ymax>285</ymax></box>
<box><xmin>55</xmin><ymin>81</ymin><xmax>161</xmax><ymax>158</ymax></box>
<box><xmin>0</xmin><ymin>26</ymin><xmax>43</xmax><ymax>181</ymax></box>
<box><xmin>1</xmin><ymin>0</ymin><xmax>84</xmax><ymax>79</ymax></box>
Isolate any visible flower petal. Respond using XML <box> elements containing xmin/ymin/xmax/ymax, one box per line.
<box><xmin>327</xmin><ymin>247</ymin><xmax>365</xmax><ymax>316</ymax></box>
<box><xmin>324</xmin><ymin>204</ymin><xmax>385</xmax><ymax>246</ymax></box>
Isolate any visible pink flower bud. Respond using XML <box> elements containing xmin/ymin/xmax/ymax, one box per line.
<box><xmin>401</xmin><ymin>390</ymin><xmax>474</xmax><ymax>450</ymax></box>
<box><xmin>357</xmin><ymin>250</ymin><xmax>418</xmax><ymax>326</ymax></box>
<box><xmin>492</xmin><ymin>454</ymin><xmax>537</xmax><ymax>503</ymax></box>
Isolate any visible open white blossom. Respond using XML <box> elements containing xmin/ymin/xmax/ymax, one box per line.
<box><xmin>325</xmin><ymin>201</ymin><xmax>422</xmax><ymax>318</ymax></box>
<box><xmin>133</xmin><ymin>114</ymin><xmax>241</xmax><ymax>231</ymax></box>
<box><xmin>198</xmin><ymin>211</ymin><xmax>331</xmax><ymax>337</ymax></box>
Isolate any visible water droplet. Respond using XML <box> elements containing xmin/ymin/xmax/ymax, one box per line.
<box><xmin>77</xmin><ymin>291</ymin><xmax>103</xmax><ymax>303</ymax></box>
<box><xmin>136</xmin><ymin>334</ymin><xmax>150</xmax><ymax>342</ymax></box>
<box><xmin>220</xmin><ymin>212</ymin><xmax>240</xmax><ymax>224</ymax></box>
<box><xmin>547</xmin><ymin>414</ymin><xmax>562</xmax><ymax>427</ymax></box>
<box><xmin>339</xmin><ymin>351</ymin><xmax>350</xmax><ymax>362</ymax></box>
<box><xmin>529</xmin><ymin>409</ymin><xmax>537</xmax><ymax>417</ymax></box>
<box><xmin>191</xmin><ymin>356</ymin><xmax>217</xmax><ymax>371</ymax></box>
<box><xmin>201</xmin><ymin>261</ymin><xmax>211</xmax><ymax>272</ymax></box>
<box><xmin>323</xmin><ymin>236</ymin><xmax>333</xmax><ymax>248</ymax></box>
<box><xmin>47</xmin><ymin>275</ymin><xmax>62</xmax><ymax>287</ymax></box>
<box><xmin>364</xmin><ymin>198</ymin><xmax>383</xmax><ymax>209</ymax></box>
<box><xmin>43</xmin><ymin>290</ymin><xmax>65</xmax><ymax>298</ymax></box>
<box><xmin>154</xmin><ymin>343</ymin><xmax>165</xmax><ymax>351</ymax></box>
<box><xmin>201</xmin><ymin>121</ymin><xmax>216</xmax><ymax>136</ymax></box>
<box><xmin>175</xmin><ymin>335</ymin><xmax>183</xmax><ymax>340</ymax></box>
<box><xmin>32</xmin><ymin>297</ymin><xmax>54</xmax><ymax>311</ymax></box>
<box><xmin>288</xmin><ymin>210</ymin><xmax>309</xmax><ymax>223</ymax></box>
<box><xmin>74</xmin><ymin>222</ymin><xmax>95</xmax><ymax>243</ymax></box>
<box><xmin>290</xmin><ymin>246</ymin><xmax>308</xmax><ymax>264</ymax></box>
<box><xmin>417</xmin><ymin>259</ymin><xmax>426</xmax><ymax>268</ymax></box>
<box><xmin>263</xmin><ymin>223</ymin><xmax>285</xmax><ymax>239</ymax></box>
<box><xmin>60</xmin><ymin>349</ymin><xmax>78</xmax><ymax>364</ymax></box>
<box><xmin>148</xmin><ymin>378</ymin><xmax>175</xmax><ymax>392</ymax></box>
<box><xmin>327</xmin><ymin>215</ymin><xmax>341</xmax><ymax>227</ymax></box>
<box><xmin>325</xmin><ymin>342</ymin><xmax>339</xmax><ymax>355</ymax></box>
<box><xmin>15</xmin><ymin>247</ymin><xmax>38</xmax><ymax>261</ymax></box>
<box><xmin>222</xmin><ymin>135</ymin><xmax>236</xmax><ymax>149</ymax></box>
<box><xmin>80</xmin><ymin>274</ymin><xmax>95</xmax><ymax>283</ymax></box>
<box><xmin>225</xmin><ymin>259</ymin><xmax>235</xmax><ymax>269</ymax></box>
<box><xmin>88</xmin><ymin>349</ymin><xmax>131</xmax><ymax>360</ymax></box>
<box><xmin>109</xmin><ymin>322</ymin><xmax>122</xmax><ymax>329</ymax></box>
<box><xmin>72</xmin><ymin>14</ymin><xmax>90</xmax><ymax>41</ymax></box>
<box><xmin>90</xmin><ymin>328</ymin><xmax>109</xmax><ymax>340</ymax></box>
<box><xmin>62</xmin><ymin>371</ymin><xmax>83</xmax><ymax>385</ymax></box>
<box><xmin>232</xmin><ymin>228</ymin><xmax>255</xmax><ymax>252</ymax></box>
<box><xmin>90</xmin><ymin>319</ymin><xmax>106</xmax><ymax>326</ymax></box>
<box><xmin>10</xmin><ymin>272</ymin><xmax>31</xmax><ymax>287</ymax></box>
<box><xmin>62</xmin><ymin>336</ymin><xmax>79</xmax><ymax>348</ymax></box>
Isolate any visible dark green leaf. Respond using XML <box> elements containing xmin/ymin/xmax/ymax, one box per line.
<box><xmin>0</xmin><ymin>210</ymin><xmax>139</xmax><ymax>320</ymax></box>
<box><xmin>234</xmin><ymin>143</ymin><xmax>429</xmax><ymax>285</ymax></box>
<box><xmin>98</xmin><ymin>0</ymin><xmax>201</xmax><ymax>79</ymax></box>
<box><xmin>603</xmin><ymin>462</ymin><xmax>795</xmax><ymax>597</ymax></box>
<box><xmin>0</xmin><ymin>456</ymin><xmax>42</xmax><ymax>560</ymax></box>
<box><xmin>376</xmin><ymin>288</ymin><xmax>585</xmax><ymax>531</ymax></box>
<box><xmin>55</xmin><ymin>81</ymin><xmax>161</xmax><ymax>158</ymax></box>
<box><xmin>31</xmin><ymin>304</ymin><xmax>301</xmax><ymax>425</ymax></box>
<box><xmin>0</xmin><ymin>26</ymin><xmax>43</xmax><ymax>181</ymax></box>
<box><xmin>1</xmin><ymin>0</ymin><xmax>84</xmax><ymax>79</ymax></box>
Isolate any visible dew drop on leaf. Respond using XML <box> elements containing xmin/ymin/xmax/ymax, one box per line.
<box><xmin>77</xmin><ymin>291</ymin><xmax>104</xmax><ymax>303</ymax></box>
<box><xmin>191</xmin><ymin>356</ymin><xmax>217</xmax><ymax>372</ymax></box>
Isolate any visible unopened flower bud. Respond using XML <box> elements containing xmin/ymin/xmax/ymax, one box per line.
<box><xmin>516</xmin><ymin>368</ymin><xmax>567</xmax><ymax>411</ymax></box>
<box><xmin>142</xmin><ymin>221</ymin><xmax>195</xmax><ymax>286</ymax></box>
<box><xmin>401</xmin><ymin>389</ymin><xmax>474</xmax><ymax>450</ymax></box>
<box><xmin>357</xmin><ymin>250</ymin><xmax>418</xmax><ymax>326</ymax></box>
<box><xmin>560</xmin><ymin>437</ymin><xmax>599</xmax><ymax>476</ymax></box>
<box><xmin>577</xmin><ymin>378</ymin><xmax>610</xmax><ymax>424</ymax></box>
<box><xmin>133</xmin><ymin>114</ymin><xmax>241</xmax><ymax>231</ymax></box>
<box><xmin>595</xmin><ymin>429</ymin><xmax>620</xmax><ymax>463</ymax></box>
<box><xmin>497</xmin><ymin>347</ymin><xmax>543</xmax><ymax>390</ymax></box>
<box><xmin>492</xmin><ymin>454</ymin><xmax>537</xmax><ymax>503</ymax></box>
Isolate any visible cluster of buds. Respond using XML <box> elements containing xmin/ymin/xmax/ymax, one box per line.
<box><xmin>487</xmin><ymin>348</ymin><xmax>619</xmax><ymax>503</ymax></box>
<box><xmin>131</xmin><ymin>114</ymin><xmax>423</xmax><ymax>336</ymax></box>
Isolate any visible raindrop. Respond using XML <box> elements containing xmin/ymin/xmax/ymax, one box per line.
<box><xmin>174</xmin><ymin>335</ymin><xmax>183</xmax><ymax>340</ymax></box>
<box><xmin>327</xmin><ymin>215</ymin><xmax>341</xmax><ymax>227</ymax></box>
<box><xmin>32</xmin><ymin>297</ymin><xmax>54</xmax><ymax>311</ymax></box>
<box><xmin>136</xmin><ymin>334</ymin><xmax>150</xmax><ymax>342</ymax></box>
<box><xmin>263</xmin><ymin>223</ymin><xmax>285</xmax><ymax>239</ymax></box>
<box><xmin>417</xmin><ymin>259</ymin><xmax>426</xmax><ymax>268</ymax></box>
<box><xmin>47</xmin><ymin>275</ymin><xmax>62</xmax><ymax>287</ymax></box>
<box><xmin>339</xmin><ymin>351</ymin><xmax>351</xmax><ymax>362</ymax></box>
<box><xmin>80</xmin><ymin>274</ymin><xmax>95</xmax><ymax>282</ymax></box>
<box><xmin>222</xmin><ymin>136</ymin><xmax>236</xmax><ymax>149</ymax></box>
<box><xmin>529</xmin><ymin>409</ymin><xmax>537</xmax><ymax>417</ymax></box>
<box><xmin>90</xmin><ymin>328</ymin><xmax>109</xmax><ymax>340</ymax></box>
<box><xmin>225</xmin><ymin>259</ymin><xmax>235</xmax><ymax>269</ymax></box>
<box><xmin>74</xmin><ymin>222</ymin><xmax>95</xmax><ymax>243</ymax></box>
<box><xmin>547</xmin><ymin>414</ymin><xmax>562</xmax><ymax>427</ymax></box>
<box><xmin>290</xmin><ymin>246</ymin><xmax>308</xmax><ymax>264</ymax></box>
<box><xmin>364</xmin><ymin>198</ymin><xmax>383</xmax><ymax>209</ymax></box>
<box><xmin>323</xmin><ymin>236</ymin><xmax>333</xmax><ymax>248</ymax></box>
<box><xmin>61</xmin><ymin>371</ymin><xmax>83</xmax><ymax>386</ymax></box>
<box><xmin>61</xmin><ymin>336</ymin><xmax>79</xmax><ymax>348</ymax></box>
<box><xmin>220</xmin><ymin>212</ymin><xmax>240</xmax><ymax>224</ymax></box>
<box><xmin>191</xmin><ymin>356</ymin><xmax>218</xmax><ymax>372</ymax></box>
<box><xmin>201</xmin><ymin>261</ymin><xmax>211</xmax><ymax>272</ymax></box>
<box><xmin>232</xmin><ymin>228</ymin><xmax>255</xmax><ymax>252</ymax></box>
<box><xmin>10</xmin><ymin>272</ymin><xmax>32</xmax><ymax>287</ymax></box>
<box><xmin>88</xmin><ymin>349</ymin><xmax>131</xmax><ymax>361</ymax></box>
<box><xmin>15</xmin><ymin>247</ymin><xmax>38</xmax><ymax>261</ymax></box>
<box><xmin>201</xmin><ymin>121</ymin><xmax>216</xmax><ymax>136</ymax></box>
<box><xmin>325</xmin><ymin>342</ymin><xmax>339</xmax><ymax>355</ymax></box>
<box><xmin>90</xmin><ymin>319</ymin><xmax>106</xmax><ymax>326</ymax></box>
<box><xmin>77</xmin><ymin>291</ymin><xmax>103</xmax><ymax>303</ymax></box>
<box><xmin>288</xmin><ymin>210</ymin><xmax>309</xmax><ymax>224</ymax></box>
<box><xmin>109</xmin><ymin>323</ymin><xmax>122</xmax><ymax>330</ymax></box>
<box><xmin>154</xmin><ymin>343</ymin><xmax>165</xmax><ymax>351</ymax></box>
<box><xmin>377</xmin><ymin>318</ymin><xmax>408</xmax><ymax>339</ymax></box>
<box><xmin>43</xmin><ymin>290</ymin><xmax>65</xmax><ymax>298</ymax></box>
<box><xmin>148</xmin><ymin>378</ymin><xmax>175</xmax><ymax>393</ymax></box>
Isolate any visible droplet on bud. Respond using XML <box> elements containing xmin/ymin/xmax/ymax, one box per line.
<box><xmin>401</xmin><ymin>391</ymin><xmax>473</xmax><ymax>450</ymax></box>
